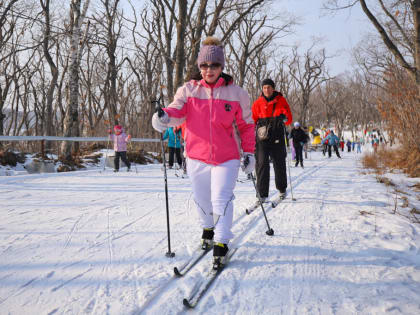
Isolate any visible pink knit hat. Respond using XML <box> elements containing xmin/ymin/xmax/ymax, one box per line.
<box><xmin>114</xmin><ymin>125</ymin><xmax>122</xmax><ymax>132</ymax></box>
<box><xmin>197</xmin><ymin>37</ymin><xmax>225</xmax><ymax>69</ymax></box>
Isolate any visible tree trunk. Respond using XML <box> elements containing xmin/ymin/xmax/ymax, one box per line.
<box><xmin>61</xmin><ymin>0</ymin><xmax>90</xmax><ymax>160</ymax></box>
<box><xmin>173</xmin><ymin>0</ymin><xmax>188</xmax><ymax>90</ymax></box>
<box><xmin>40</xmin><ymin>0</ymin><xmax>59</xmax><ymax>150</ymax></box>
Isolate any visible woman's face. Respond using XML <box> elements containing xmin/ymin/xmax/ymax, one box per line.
<box><xmin>199</xmin><ymin>63</ymin><xmax>222</xmax><ymax>84</ymax></box>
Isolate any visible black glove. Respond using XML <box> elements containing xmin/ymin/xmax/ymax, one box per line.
<box><xmin>279</xmin><ymin>114</ymin><xmax>287</xmax><ymax>123</ymax></box>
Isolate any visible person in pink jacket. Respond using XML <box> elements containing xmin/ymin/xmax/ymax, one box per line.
<box><xmin>152</xmin><ymin>36</ymin><xmax>255</xmax><ymax>270</ymax></box>
<box><xmin>108</xmin><ymin>125</ymin><xmax>131</xmax><ymax>172</ymax></box>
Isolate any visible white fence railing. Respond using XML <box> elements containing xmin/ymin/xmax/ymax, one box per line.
<box><xmin>0</xmin><ymin>136</ymin><xmax>161</xmax><ymax>143</ymax></box>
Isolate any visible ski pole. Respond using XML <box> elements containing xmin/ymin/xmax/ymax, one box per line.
<box><xmin>249</xmin><ymin>173</ymin><xmax>274</xmax><ymax>236</ymax></box>
<box><xmin>153</xmin><ymin>99</ymin><xmax>175</xmax><ymax>258</ymax></box>
<box><xmin>102</xmin><ymin>121</ymin><xmax>111</xmax><ymax>173</ymax></box>
<box><xmin>128</xmin><ymin>142</ymin><xmax>138</xmax><ymax>174</ymax></box>
<box><xmin>247</xmin><ymin>170</ymin><xmax>274</xmax><ymax>236</ymax></box>
<box><xmin>174</xmin><ymin>128</ymin><xmax>179</xmax><ymax>177</ymax></box>
<box><xmin>283</xmin><ymin>124</ymin><xmax>296</xmax><ymax>201</ymax></box>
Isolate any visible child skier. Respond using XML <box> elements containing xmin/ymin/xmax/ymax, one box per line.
<box><xmin>108</xmin><ymin>125</ymin><xmax>131</xmax><ymax>172</ymax></box>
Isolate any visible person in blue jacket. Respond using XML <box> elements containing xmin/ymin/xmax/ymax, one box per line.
<box><xmin>323</xmin><ymin>130</ymin><xmax>341</xmax><ymax>158</ymax></box>
<box><xmin>163</xmin><ymin>127</ymin><xmax>183</xmax><ymax>169</ymax></box>
<box><xmin>346</xmin><ymin>139</ymin><xmax>352</xmax><ymax>152</ymax></box>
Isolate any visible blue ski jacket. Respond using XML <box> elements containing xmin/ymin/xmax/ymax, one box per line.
<box><xmin>163</xmin><ymin>127</ymin><xmax>182</xmax><ymax>148</ymax></box>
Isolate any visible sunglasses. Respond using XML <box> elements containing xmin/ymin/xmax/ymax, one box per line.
<box><xmin>199</xmin><ymin>63</ymin><xmax>221</xmax><ymax>70</ymax></box>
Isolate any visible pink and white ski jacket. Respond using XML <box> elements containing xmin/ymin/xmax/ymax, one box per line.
<box><xmin>164</xmin><ymin>76</ymin><xmax>255</xmax><ymax>165</ymax></box>
<box><xmin>109</xmin><ymin>132</ymin><xmax>130</xmax><ymax>152</ymax></box>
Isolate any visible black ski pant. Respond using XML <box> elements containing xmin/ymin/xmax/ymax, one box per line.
<box><xmin>114</xmin><ymin>151</ymin><xmax>130</xmax><ymax>170</ymax></box>
<box><xmin>322</xmin><ymin>144</ymin><xmax>328</xmax><ymax>156</ymax></box>
<box><xmin>168</xmin><ymin>147</ymin><xmax>182</xmax><ymax>167</ymax></box>
<box><xmin>255</xmin><ymin>140</ymin><xmax>287</xmax><ymax>198</ymax></box>
<box><xmin>294</xmin><ymin>143</ymin><xmax>303</xmax><ymax>166</ymax></box>
<box><xmin>328</xmin><ymin>145</ymin><xmax>341</xmax><ymax>158</ymax></box>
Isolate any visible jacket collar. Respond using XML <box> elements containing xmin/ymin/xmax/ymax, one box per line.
<box><xmin>260</xmin><ymin>91</ymin><xmax>281</xmax><ymax>103</ymax></box>
<box><xmin>199</xmin><ymin>75</ymin><xmax>230</xmax><ymax>89</ymax></box>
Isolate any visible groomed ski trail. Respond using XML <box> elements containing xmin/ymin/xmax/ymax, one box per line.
<box><xmin>138</xmin><ymin>159</ymin><xmax>331</xmax><ymax>312</ymax></box>
<box><xmin>1</xmin><ymin>154</ymin><xmax>419</xmax><ymax>314</ymax></box>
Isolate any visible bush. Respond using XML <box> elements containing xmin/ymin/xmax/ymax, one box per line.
<box><xmin>376</xmin><ymin>66</ymin><xmax>420</xmax><ymax>177</ymax></box>
<box><xmin>361</xmin><ymin>146</ymin><xmax>420</xmax><ymax>177</ymax></box>
<box><xmin>0</xmin><ymin>150</ymin><xmax>26</xmax><ymax>166</ymax></box>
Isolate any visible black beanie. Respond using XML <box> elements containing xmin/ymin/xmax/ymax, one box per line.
<box><xmin>262</xmin><ymin>78</ymin><xmax>275</xmax><ymax>88</ymax></box>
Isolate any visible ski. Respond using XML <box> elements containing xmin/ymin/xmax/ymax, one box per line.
<box><xmin>182</xmin><ymin>248</ymin><xmax>238</xmax><ymax>309</ymax></box>
<box><xmin>245</xmin><ymin>200</ymin><xmax>260</xmax><ymax>215</ymax></box>
<box><xmin>173</xmin><ymin>245</ymin><xmax>212</xmax><ymax>277</ymax></box>
<box><xmin>271</xmin><ymin>195</ymin><xmax>286</xmax><ymax>208</ymax></box>
<box><xmin>245</xmin><ymin>200</ymin><xmax>271</xmax><ymax>215</ymax></box>
<box><xmin>174</xmin><ymin>172</ymin><xmax>188</xmax><ymax>179</ymax></box>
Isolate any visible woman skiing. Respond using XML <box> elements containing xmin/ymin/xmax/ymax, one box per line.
<box><xmin>152</xmin><ymin>37</ymin><xmax>255</xmax><ymax>270</ymax></box>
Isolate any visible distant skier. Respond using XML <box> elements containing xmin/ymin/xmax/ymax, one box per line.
<box><xmin>340</xmin><ymin>137</ymin><xmax>345</xmax><ymax>152</ymax></box>
<box><xmin>289</xmin><ymin>122</ymin><xmax>307</xmax><ymax>168</ymax></box>
<box><xmin>162</xmin><ymin>127</ymin><xmax>183</xmax><ymax>169</ymax></box>
<box><xmin>323</xmin><ymin>130</ymin><xmax>341</xmax><ymax>158</ymax></box>
<box><xmin>372</xmin><ymin>135</ymin><xmax>379</xmax><ymax>153</ymax></box>
<box><xmin>152</xmin><ymin>36</ymin><xmax>255</xmax><ymax>270</ymax></box>
<box><xmin>356</xmin><ymin>139</ymin><xmax>362</xmax><ymax>153</ymax></box>
<box><xmin>108</xmin><ymin>125</ymin><xmax>131</xmax><ymax>172</ymax></box>
<box><xmin>346</xmin><ymin>139</ymin><xmax>352</xmax><ymax>152</ymax></box>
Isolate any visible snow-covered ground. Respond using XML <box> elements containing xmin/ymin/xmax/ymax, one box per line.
<box><xmin>1</xmin><ymin>149</ymin><xmax>419</xmax><ymax>314</ymax></box>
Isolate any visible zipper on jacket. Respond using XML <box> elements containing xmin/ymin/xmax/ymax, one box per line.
<box><xmin>209</xmin><ymin>87</ymin><xmax>214</xmax><ymax>162</ymax></box>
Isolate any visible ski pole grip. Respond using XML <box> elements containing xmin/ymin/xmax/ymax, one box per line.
<box><xmin>157</xmin><ymin>106</ymin><xmax>165</xmax><ymax>118</ymax></box>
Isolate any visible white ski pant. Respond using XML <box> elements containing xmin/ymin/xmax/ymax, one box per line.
<box><xmin>187</xmin><ymin>158</ymin><xmax>240</xmax><ymax>244</ymax></box>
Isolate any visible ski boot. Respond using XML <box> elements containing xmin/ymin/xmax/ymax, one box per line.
<box><xmin>201</xmin><ymin>228</ymin><xmax>214</xmax><ymax>250</ymax></box>
<box><xmin>113</xmin><ymin>169</ymin><xmax>119</xmax><ymax>173</ymax></box>
<box><xmin>279</xmin><ymin>189</ymin><xmax>287</xmax><ymax>200</ymax></box>
<box><xmin>213</xmin><ymin>242</ymin><xmax>229</xmax><ymax>271</ymax></box>
<box><xmin>258</xmin><ymin>196</ymin><xmax>268</xmax><ymax>204</ymax></box>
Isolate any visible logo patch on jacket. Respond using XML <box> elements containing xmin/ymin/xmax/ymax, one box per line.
<box><xmin>224</xmin><ymin>104</ymin><xmax>232</xmax><ymax>112</ymax></box>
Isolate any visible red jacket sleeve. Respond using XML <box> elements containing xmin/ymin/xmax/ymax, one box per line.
<box><xmin>277</xmin><ymin>97</ymin><xmax>293</xmax><ymax>125</ymax></box>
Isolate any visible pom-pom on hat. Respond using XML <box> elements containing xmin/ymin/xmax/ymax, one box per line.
<box><xmin>197</xmin><ymin>37</ymin><xmax>225</xmax><ymax>69</ymax></box>
<box><xmin>294</xmin><ymin>122</ymin><xmax>300</xmax><ymax>127</ymax></box>
<box><xmin>114</xmin><ymin>125</ymin><xmax>122</xmax><ymax>131</ymax></box>
<box><xmin>262</xmin><ymin>78</ymin><xmax>275</xmax><ymax>88</ymax></box>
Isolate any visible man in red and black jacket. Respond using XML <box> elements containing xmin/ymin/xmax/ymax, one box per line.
<box><xmin>252</xmin><ymin>79</ymin><xmax>293</xmax><ymax>201</ymax></box>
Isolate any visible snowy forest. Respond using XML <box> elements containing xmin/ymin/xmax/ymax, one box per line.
<box><xmin>0</xmin><ymin>0</ymin><xmax>418</xmax><ymax>164</ymax></box>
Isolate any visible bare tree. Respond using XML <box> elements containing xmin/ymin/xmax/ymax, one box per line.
<box><xmin>125</xmin><ymin>4</ymin><xmax>163</xmax><ymax>138</ymax></box>
<box><xmin>90</xmin><ymin>0</ymin><xmax>123</xmax><ymax>125</ymax></box>
<box><xmin>324</xmin><ymin>0</ymin><xmax>420</xmax><ymax>95</ymax></box>
<box><xmin>222</xmin><ymin>8</ymin><xmax>295</xmax><ymax>88</ymax></box>
<box><xmin>61</xmin><ymin>0</ymin><xmax>90</xmax><ymax>160</ymax></box>
<box><xmin>40</xmin><ymin>0</ymin><xmax>59</xmax><ymax>151</ymax></box>
<box><xmin>288</xmin><ymin>44</ymin><xmax>332</xmax><ymax>125</ymax></box>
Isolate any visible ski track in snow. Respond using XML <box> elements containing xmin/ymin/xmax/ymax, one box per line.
<box><xmin>0</xmin><ymin>154</ymin><xmax>420</xmax><ymax>314</ymax></box>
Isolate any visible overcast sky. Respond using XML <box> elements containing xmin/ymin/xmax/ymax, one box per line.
<box><xmin>278</xmin><ymin>0</ymin><xmax>375</xmax><ymax>75</ymax></box>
